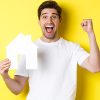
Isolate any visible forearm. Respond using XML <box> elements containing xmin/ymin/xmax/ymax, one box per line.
<box><xmin>88</xmin><ymin>32</ymin><xmax>100</xmax><ymax>69</ymax></box>
<box><xmin>2</xmin><ymin>74</ymin><xmax>23</xmax><ymax>95</ymax></box>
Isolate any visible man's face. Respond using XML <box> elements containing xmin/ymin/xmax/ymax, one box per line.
<box><xmin>39</xmin><ymin>8</ymin><xmax>61</xmax><ymax>39</ymax></box>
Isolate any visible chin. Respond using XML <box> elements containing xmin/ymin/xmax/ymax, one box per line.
<box><xmin>45</xmin><ymin>35</ymin><xmax>55</xmax><ymax>39</ymax></box>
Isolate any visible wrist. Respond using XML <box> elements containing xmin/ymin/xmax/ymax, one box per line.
<box><xmin>88</xmin><ymin>32</ymin><xmax>96</xmax><ymax>39</ymax></box>
<box><xmin>1</xmin><ymin>73</ymin><xmax>10</xmax><ymax>80</ymax></box>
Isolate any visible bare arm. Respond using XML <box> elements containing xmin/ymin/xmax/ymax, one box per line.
<box><xmin>0</xmin><ymin>59</ymin><xmax>28</xmax><ymax>95</ymax></box>
<box><xmin>81</xmin><ymin>19</ymin><xmax>100</xmax><ymax>73</ymax></box>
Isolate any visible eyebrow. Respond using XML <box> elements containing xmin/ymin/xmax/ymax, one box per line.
<box><xmin>41</xmin><ymin>13</ymin><xmax>58</xmax><ymax>16</ymax></box>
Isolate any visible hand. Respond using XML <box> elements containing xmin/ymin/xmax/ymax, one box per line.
<box><xmin>81</xmin><ymin>19</ymin><xmax>94</xmax><ymax>35</ymax></box>
<box><xmin>0</xmin><ymin>58</ymin><xmax>11</xmax><ymax>77</ymax></box>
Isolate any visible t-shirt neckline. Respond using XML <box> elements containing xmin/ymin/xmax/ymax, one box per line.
<box><xmin>38</xmin><ymin>37</ymin><xmax>63</xmax><ymax>46</ymax></box>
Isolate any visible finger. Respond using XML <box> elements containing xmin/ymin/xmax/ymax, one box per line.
<box><xmin>0</xmin><ymin>63</ymin><xmax>11</xmax><ymax>70</ymax></box>
<box><xmin>81</xmin><ymin>23</ymin><xmax>84</xmax><ymax>26</ymax></box>
<box><xmin>83</xmin><ymin>19</ymin><xmax>92</xmax><ymax>21</ymax></box>
<box><xmin>83</xmin><ymin>19</ymin><xmax>93</xmax><ymax>25</ymax></box>
<box><xmin>0</xmin><ymin>58</ymin><xmax>9</xmax><ymax>63</ymax></box>
<box><xmin>81</xmin><ymin>23</ymin><xmax>87</xmax><ymax>26</ymax></box>
<box><xmin>0</xmin><ymin>66</ymin><xmax>10</xmax><ymax>72</ymax></box>
<box><xmin>0</xmin><ymin>60</ymin><xmax>11</xmax><ymax>67</ymax></box>
<box><xmin>3</xmin><ymin>60</ymin><xmax>11</xmax><ymax>65</ymax></box>
<box><xmin>81</xmin><ymin>21</ymin><xmax>88</xmax><ymax>26</ymax></box>
<box><xmin>0</xmin><ymin>67</ymin><xmax>10</xmax><ymax>74</ymax></box>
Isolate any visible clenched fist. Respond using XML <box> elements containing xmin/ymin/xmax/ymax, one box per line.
<box><xmin>81</xmin><ymin>19</ymin><xmax>94</xmax><ymax>35</ymax></box>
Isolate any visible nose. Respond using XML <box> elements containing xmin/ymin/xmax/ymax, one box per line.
<box><xmin>47</xmin><ymin>17</ymin><xmax>53</xmax><ymax>23</ymax></box>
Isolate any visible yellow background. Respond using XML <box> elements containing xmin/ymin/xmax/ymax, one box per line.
<box><xmin>0</xmin><ymin>0</ymin><xmax>100</xmax><ymax>100</ymax></box>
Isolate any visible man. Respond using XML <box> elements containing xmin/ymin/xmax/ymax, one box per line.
<box><xmin>0</xmin><ymin>1</ymin><xmax>100</xmax><ymax>100</ymax></box>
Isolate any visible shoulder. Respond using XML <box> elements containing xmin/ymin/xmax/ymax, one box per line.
<box><xmin>32</xmin><ymin>38</ymin><xmax>40</xmax><ymax>45</ymax></box>
<box><xmin>61</xmin><ymin>38</ymin><xmax>80</xmax><ymax>49</ymax></box>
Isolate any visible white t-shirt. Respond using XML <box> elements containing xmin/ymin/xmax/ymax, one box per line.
<box><xmin>15</xmin><ymin>37</ymin><xmax>89</xmax><ymax>100</ymax></box>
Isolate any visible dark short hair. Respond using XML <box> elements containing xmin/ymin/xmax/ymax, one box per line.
<box><xmin>38</xmin><ymin>0</ymin><xmax>62</xmax><ymax>19</ymax></box>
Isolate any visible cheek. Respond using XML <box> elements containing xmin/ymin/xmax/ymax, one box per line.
<box><xmin>55</xmin><ymin>22</ymin><xmax>60</xmax><ymax>28</ymax></box>
<box><xmin>54</xmin><ymin>19</ymin><xmax>60</xmax><ymax>25</ymax></box>
<box><xmin>39</xmin><ymin>22</ymin><xmax>44</xmax><ymax>28</ymax></box>
<box><xmin>39</xmin><ymin>19</ymin><xmax>44</xmax><ymax>25</ymax></box>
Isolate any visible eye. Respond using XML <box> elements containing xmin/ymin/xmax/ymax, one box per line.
<box><xmin>42</xmin><ymin>16</ymin><xmax>47</xmax><ymax>19</ymax></box>
<box><xmin>51</xmin><ymin>15</ymin><xmax>58</xmax><ymax>19</ymax></box>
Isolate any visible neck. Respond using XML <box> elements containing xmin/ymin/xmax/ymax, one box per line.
<box><xmin>40</xmin><ymin>35</ymin><xmax>60</xmax><ymax>43</ymax></box>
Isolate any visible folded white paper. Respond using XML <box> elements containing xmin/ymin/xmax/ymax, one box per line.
<box><xmin>6</xmin><ymin>33</ymin><xmax>38</xmax><ymax>70</ymax></box>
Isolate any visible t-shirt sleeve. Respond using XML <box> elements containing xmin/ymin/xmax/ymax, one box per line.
<box><xmin>14</xmin><ymin>55</ymin><xmax>29</xmax><ymax>77</ymax></box>
<box><xmin>74</xmin><ymin>44</ymin><xmax>90</xmax><ymax>66</ymax></box>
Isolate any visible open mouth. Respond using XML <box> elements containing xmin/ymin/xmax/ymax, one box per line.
<box><xmin>45</xmin><ymin>25</ymin><xmax>54</xmax><ymax>33</ymax></box>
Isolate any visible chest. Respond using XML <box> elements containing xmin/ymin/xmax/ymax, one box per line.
<box><xmin>37</xmin><ymin>45</ymin><xmax>73</xmax><ymax>71</ymax></box>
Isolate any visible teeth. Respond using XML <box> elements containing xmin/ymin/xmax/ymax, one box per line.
<box><xmin>45</xmin><ymin>25</ymin><xmax>54</xmax><ymax>28</ymax></box>
<box><xmin>45</xmin><ymin>25</ymin><xmax>54</xmax><ymax>31</ymax></box>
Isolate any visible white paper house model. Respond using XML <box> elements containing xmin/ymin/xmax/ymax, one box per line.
<box><xmin>6</xmin><ymin>33</ymin><xmax>38</xmax><ymax>70</ymax></box>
